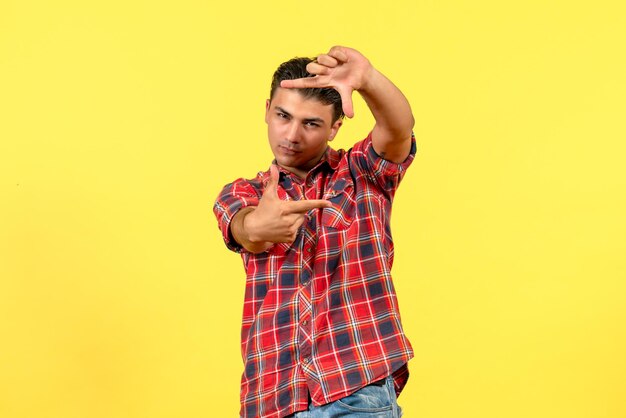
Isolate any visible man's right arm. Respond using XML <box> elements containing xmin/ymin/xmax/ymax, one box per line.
<box><xmin>229</xmin><ymin>207</ymin><xmax>273</xmax><ymax>254</ymax></box>
<box><xmin>221</xmin><ymin>164</ymin><xmax>331</xmax><ymax>254</ymax></box>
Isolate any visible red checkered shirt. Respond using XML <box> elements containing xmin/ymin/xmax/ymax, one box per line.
<box><xmin>213</xmin><ymin>132</ymin><xmax>416</xmax><ymax>418</ymax></box>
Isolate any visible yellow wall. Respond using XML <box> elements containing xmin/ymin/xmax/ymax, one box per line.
<box><xmin>1</xmin><ymin>1</ymin><xmax>625</xmax><ymax>417</ymax></box>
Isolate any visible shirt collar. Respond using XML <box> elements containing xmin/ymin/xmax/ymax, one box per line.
<box><xmin>272</xmin><ymin>146</ymin><xmax>342</xmax><ymax>180</ymax></box>
<box><xmin>321</xmin><ymin>145</ymin><xmax>342</xmax><ymax>171</ymax></box>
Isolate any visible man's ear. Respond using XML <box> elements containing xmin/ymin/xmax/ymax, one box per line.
<box><xmin>328</xmin><ymin>119</ymin><xmax>343</xmax><ymax>141</ymax></box>
<box><xmin>264</xmin><ymin>99</ymin><xmax>271</xmax><ymax>123</ymax></box>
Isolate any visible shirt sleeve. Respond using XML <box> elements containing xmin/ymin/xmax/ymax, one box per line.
<box><xmin>213</xmin><ymin>177</ymin><xmax>262</xmax><ymax>253</ymax></box>
<box><xmin>349</xmin><ymin>131</ymin><xmax>417</xmax><ymax>199</ymax></box>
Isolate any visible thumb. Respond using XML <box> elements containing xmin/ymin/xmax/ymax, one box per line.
<box><xmin>264</xmin><ymin>164</ymin><xmax>280</xmax><ymax>197</ymax></box>
<box><xmin>337</xmin><ymin>85</ymin><xmax>355</xmax><ymax>118</ymax></box>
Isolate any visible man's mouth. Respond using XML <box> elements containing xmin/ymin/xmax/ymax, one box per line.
<box><xmin>279</xmin><ymin>145</ymin><xmax>301</xmax><ymax>155</ymax></box>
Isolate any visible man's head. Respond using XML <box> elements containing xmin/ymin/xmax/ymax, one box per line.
<box><xmin>270</xmin><ymin>57</ymin><xmax>345</xmax><ymax>123</ymax></box>
<box><xmin>265</xmin><ymin>57</ymin><xmax>345</xmax><ymax>178</ymax></box>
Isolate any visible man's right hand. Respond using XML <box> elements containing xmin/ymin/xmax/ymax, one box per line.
<box><xmin>231</xmin><ymin>165</ymin><xmax>331</xmax><ymax>253</ymax></box>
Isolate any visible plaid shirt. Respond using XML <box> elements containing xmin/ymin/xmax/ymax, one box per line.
<box><xmin>214</xmin><ymin>132</ymin><xmax>416</xmax><ymax>418</ymax></box>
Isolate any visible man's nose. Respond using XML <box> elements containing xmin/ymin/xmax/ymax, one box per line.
<box><xmin>285</xmin><ymin>121</ymin><xmax>301</xmax><ymax>143</ymax></box>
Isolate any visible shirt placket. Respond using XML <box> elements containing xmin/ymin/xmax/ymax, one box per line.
<box><xmin>297</xmin><ymin>175</ymin><xmax>318</xmax><ymax>375</ymax></box>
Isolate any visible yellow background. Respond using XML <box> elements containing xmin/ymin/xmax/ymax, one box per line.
<box><xmin>1</xmin><ymin>1</ymin><xmax>625</xmax><ymax>417</ymax></box>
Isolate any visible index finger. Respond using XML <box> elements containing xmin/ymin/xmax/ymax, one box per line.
<box><xmin>283</xmin><ymin>199</ymin><xmax>332</xmax><ymax>214</ymax></box>
<box><xmin>280</xmin><ymin>76</ymin><xmax>326</xmax><ymax>89</ymax></box>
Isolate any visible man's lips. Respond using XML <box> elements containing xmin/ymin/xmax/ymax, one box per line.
<box><xmin>278</xmin><ymin>145</ymin><xmax>301</xmax><ymax>155</ymax></box>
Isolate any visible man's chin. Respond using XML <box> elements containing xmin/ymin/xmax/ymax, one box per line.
<box><xmin>274</xmin><ymin>155</ymin><xmax>300</xmax><ymax>168</ymax></box>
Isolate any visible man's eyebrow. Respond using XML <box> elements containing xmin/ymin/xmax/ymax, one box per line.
<box><xmin>276</xmin><ymin>106</ymin><xmax>292</xmax><ymax>117</ymax></box>
<box><xmin>275</xmin><ymin>106</ymin><xmax>325</xmax><ymax>125</ymax></box>
<box><xmin>303</xmin><ymin>116</ymin><xmax>325</xmax><ymax>125</ymax></box>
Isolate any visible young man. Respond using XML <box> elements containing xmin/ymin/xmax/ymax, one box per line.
<box><xmin>214</xmin><ymin>46</ymin><xmax>416</xmax><ymax>418</ymax></box>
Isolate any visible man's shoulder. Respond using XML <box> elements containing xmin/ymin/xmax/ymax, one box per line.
<box><xmin>221</xmin><ymin>169</ymin><xmax>269</xmax><ymax>194</ymax></box>
<box><xmin>326</xmin><ymin>137</ymin><xmax>365</xmax><ymax>170</ymax></box>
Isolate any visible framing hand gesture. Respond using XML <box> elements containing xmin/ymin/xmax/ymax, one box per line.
<box><xmin>243</xmin><ymin>165</ymin><xmax>331</xmax><ymax>247</ymax></box>
<box><xmin>280</xmin><ymin>46</ymin><xmax>374</xmax><ymax>118</ymax></box>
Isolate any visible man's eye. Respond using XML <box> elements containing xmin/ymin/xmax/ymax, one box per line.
<box><xmin>305</xmin><ymin>122</ymin><xmax>319</xmax><ymax>127</ymax></box>
<box><xmin>277</xmin><ymin>112</ymin><xmax>288</xmax><ymax>118</ymax></box>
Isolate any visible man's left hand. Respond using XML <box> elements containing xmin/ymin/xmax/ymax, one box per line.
<box><xmin>279</xmin><ymin>45</ymin><xmax>374</xmax><ymax>118</ymax></box>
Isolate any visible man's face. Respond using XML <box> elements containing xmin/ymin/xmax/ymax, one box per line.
<box><xmin>265</xmin><ymin>87</ymin><xmax>342</xmax><ymax>178</ymax></box>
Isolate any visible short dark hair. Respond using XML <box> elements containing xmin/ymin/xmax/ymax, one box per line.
<box><xmin>270</xmin><ymin>57</ymin><xmax>345</xmax><ymax>123</ymax></box>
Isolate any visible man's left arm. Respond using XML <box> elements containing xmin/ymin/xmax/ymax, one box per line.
<box><xmin>358</xmin><ymin>66</ymin><xmax>414</xmax><ymax>163</ymax></box>
<box><xmin>280</xmin><ymin>45</ymin><xmax>414</xmax><ymax>163</ymax></box>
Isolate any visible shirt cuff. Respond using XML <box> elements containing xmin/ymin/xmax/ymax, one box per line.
<box><xmin>365</xmin><ymin>131</ymin><xmax>417</xmax><ymax>178</ymax></box>
<box><xmin>214</xmin><ymin>197</ymin><xmax>258</xmax><ymax>253</ymax></box>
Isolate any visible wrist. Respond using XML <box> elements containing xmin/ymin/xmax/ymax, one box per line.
<box><xmin>358</xmin><ymin>65</ymin><xmax>381</xmax><ymax>95</ymax></box>
<box><xmin>241</xmin><ymin>209</ymin><xmax>274</xmax><ymax>253</ymax></box>
<box><xmin>242</xmin><ymin>208</ymin><xmax>263</xmax><ymax>244</ymax></box>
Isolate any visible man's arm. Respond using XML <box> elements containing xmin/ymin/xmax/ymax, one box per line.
<box><xmin>281</xmin><ymin>46</ymin><xmax>414</xmax><ymax>163</ymax></box>
<box><xmin>230</xmin><ymin>207</ymin><xmax>273</xmax><ymax>254</ymax></box>
<box><xmin>358</xmin><ymin>68</ymin><xmax>414</xmax><ymax>163</ymax></box>
<box><xmin>230</xmin><ymin>165</ymin><xmax>331</xmax><ymax>254</ymax></box>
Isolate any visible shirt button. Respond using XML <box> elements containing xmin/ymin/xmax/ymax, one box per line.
<box><xmin>302</xmin><ymin>319</ymin><xmax>309</xmax><ymax>326</ymax></box>
<box><xmin>306</xmin><ymin>247</ymin><xmax>314</xmax><ymax>253</ymax></box>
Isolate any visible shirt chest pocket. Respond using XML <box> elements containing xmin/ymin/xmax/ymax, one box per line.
<box><xmin>321</xmin><ymin>178</ymin><xmax>356</xmax><ymax>230</ymax></box>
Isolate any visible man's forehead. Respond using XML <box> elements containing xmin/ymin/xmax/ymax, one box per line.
<box><xmin>269</xmin><ymin>88</ymin><xmax>334</xmax><ymax>122</ymax></box>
